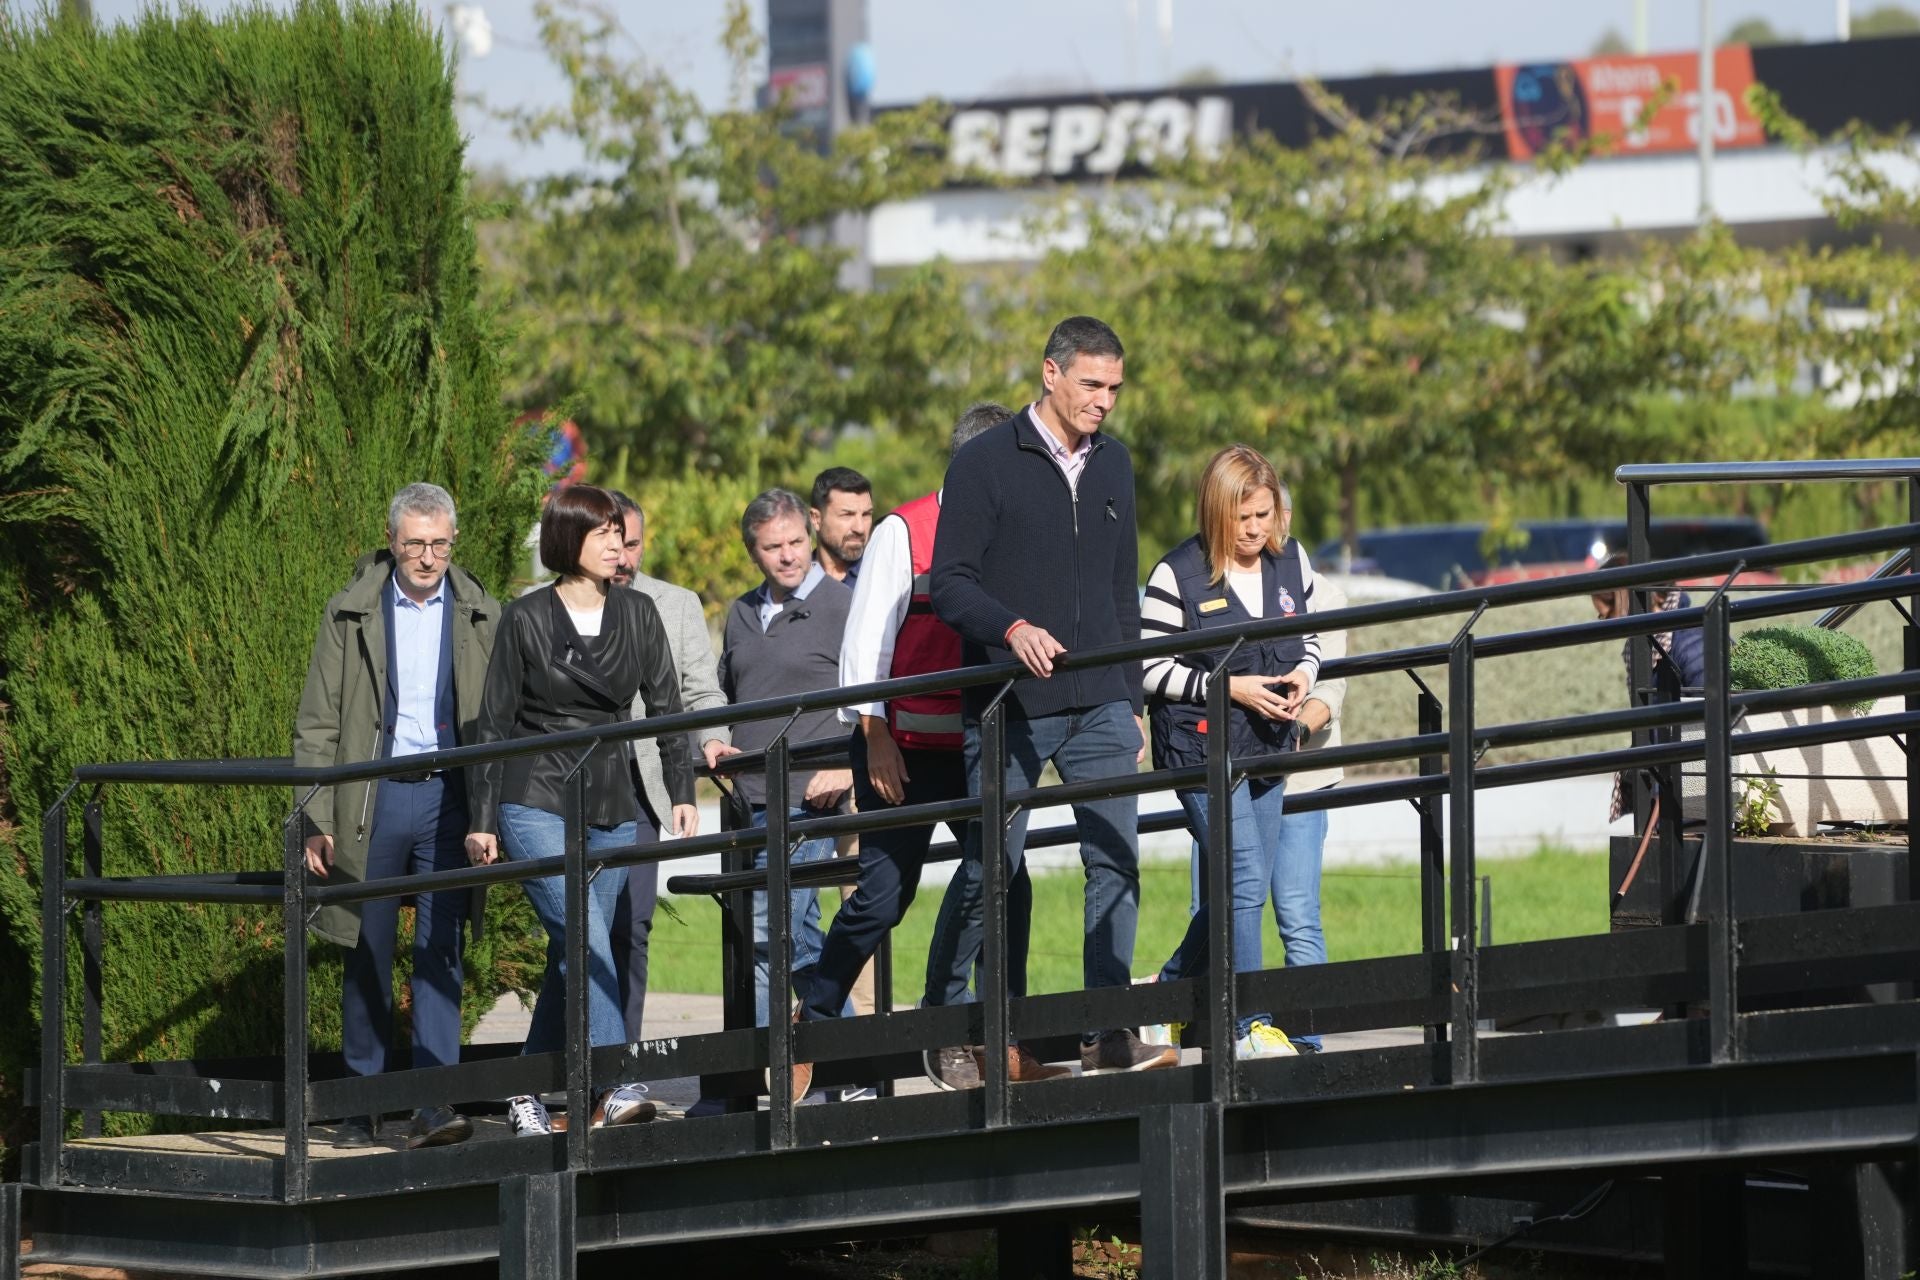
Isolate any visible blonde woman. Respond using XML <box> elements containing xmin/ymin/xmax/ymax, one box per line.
<box><xmin>1142</xmin><ymin>445</ymin><xmax>1320</xmax><ymax>1059</ymax></box>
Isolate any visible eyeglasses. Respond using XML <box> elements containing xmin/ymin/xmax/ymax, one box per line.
<box><xmin>397</xmin><ymin>539</ymin><xmax>455</xmax><ymax>559</ymax></box>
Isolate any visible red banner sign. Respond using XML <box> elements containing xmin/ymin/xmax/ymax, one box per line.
<box><xmin>1495</xmin><ymin>46</ymin><xmax>1765</xmax><ymax>160</ymax></box>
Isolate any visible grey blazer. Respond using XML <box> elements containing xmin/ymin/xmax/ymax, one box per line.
<box><xmin>627</xmin><ymin>571</ymin><xmax>730</xmax><ymax>821</ymax></box>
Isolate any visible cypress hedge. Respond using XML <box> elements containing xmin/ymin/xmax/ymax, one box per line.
<box><xmin>0</xmin><ymin>0</ymin><xmax>543</xmax><ymax>1157</ymax></box>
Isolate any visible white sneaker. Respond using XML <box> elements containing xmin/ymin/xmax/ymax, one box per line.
<box><xmin>592</xmin><ymin>1082</ymin><xmax>655</xmax><ymax>1127</ymax></box>
<box><xmin>1140</xmin><ymin>1021</ymin><xmax>1182</xmax><ymax>1048</ymax></box>
<box><xmin>1234</xmin><ymin>1021</ymin><xmax>1299</xmax><ymax>1060</ymax></box>
<box><xmin>506</xmin><ymin>1094</ymin><xmax>554</xmax><ymax>1136</ymax></box>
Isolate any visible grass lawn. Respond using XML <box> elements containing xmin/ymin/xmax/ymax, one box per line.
<box><xmin>645</xmin><ymin>844</ymin><xmax>1608</xmax><ymax>1002</ymax></box>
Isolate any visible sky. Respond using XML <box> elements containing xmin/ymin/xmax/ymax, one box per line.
<box><xmin>84</xmin><ymin>0</ymin><xmax>1866</xmax><ymax>175</ymax></box>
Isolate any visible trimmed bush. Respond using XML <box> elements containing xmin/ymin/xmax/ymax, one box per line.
<box><xmin>0</xmin><ymin>0</ymin><xmax>542</xmax><ymax>1158</ymax></box>
<box><xmin>1729</xmin><ymin>625</ymin><xmax>1879</xmax><ymax>710</ymax></box>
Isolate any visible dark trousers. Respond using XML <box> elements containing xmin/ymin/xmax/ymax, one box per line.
<box><xmin>609</xmin><ymin>804</ymin><xmax>662</xmax><ymax>1043</ymax></box>
<box><xmin>799</xmin><ymin>732</ymin><xmax>1030</xmax><ymax>1023</ymax></box>
<box><xmin>342</xmin><ymin>774</ymin><xmax>468</xmax><ymax>1079</ymax></box>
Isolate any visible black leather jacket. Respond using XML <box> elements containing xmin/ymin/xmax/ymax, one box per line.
<box><xmin>469</xmin><ymin>585</ymin><xmax>693</xmax><ymax>831</ymax></box>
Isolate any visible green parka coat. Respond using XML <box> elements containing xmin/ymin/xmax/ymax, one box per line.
<box><xmin>292</xmin><ymin>551</ymin><xmax>501</xmax><ymax>948</ymax></box>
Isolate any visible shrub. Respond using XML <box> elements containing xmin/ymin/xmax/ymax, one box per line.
<box><xmin>0</xmin><ymin>0</ymin><xmax>542</xmax><ymax>1160</ymax></box>
<box><xmin>1728</xmin><ymin>625</ymin><xmax>1879</xmax><ymax>711</ymax></box>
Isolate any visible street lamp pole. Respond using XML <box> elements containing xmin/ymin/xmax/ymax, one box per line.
<box><xmin>1698</xmin><ymin>0</ymin><xmax>1715</xmax><ymax>224</ymax></box>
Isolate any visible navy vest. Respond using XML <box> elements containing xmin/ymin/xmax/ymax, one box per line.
<box><xmin>379</xmin><ymin>576</ymin><xmax>458</xmax><ymax>759</ymax></box>
<box><xmin>1147</xmin><ymin>536</ymin><xmax>1308</xmax><ymax>773</ymax></box>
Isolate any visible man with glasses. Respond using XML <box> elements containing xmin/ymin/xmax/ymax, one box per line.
<box><xmin>294</xmin><ymin>483</ymin><xmax>502</xmax><ymax>1149</ymax></box>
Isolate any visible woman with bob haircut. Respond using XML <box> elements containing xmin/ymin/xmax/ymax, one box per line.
<box><xmin>466</xmin><ymin>483</ymin><xmax>696</xmax><ymax>1134</ymax></box>
<box><xmin>1141</xmin><ymin>444</ymin><xmax>1322</xmax><ymax>1059</ymax></box>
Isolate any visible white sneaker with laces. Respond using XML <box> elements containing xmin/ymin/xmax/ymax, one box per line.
<box><xmin>1234</xmin><ymin>1021</ymin><xmax>1299</xmax><ymax>1060</ymax></box>
<box><xmin>593</xmin><ymin>1082</ymin><xmax>655</xmax><ymax>1127</ymax></box>
<box><xmin>506</xmin><ymin>1094</ymin><xmax>554</xmax><ymax>1136</ymax></box>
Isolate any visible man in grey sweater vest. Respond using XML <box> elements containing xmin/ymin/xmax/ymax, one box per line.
<box><xmin>718</xmin><ymin>488</ymin><xmax>855</xmax><ymax>1029</ymax></box>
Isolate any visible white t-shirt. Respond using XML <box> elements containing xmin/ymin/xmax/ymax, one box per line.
<box><xmin>1227</xmin><ymin>568</ymin><xmax>1264</xmax><ymax>618</ymax></box>
<box><xmin>564</xmin><ymin>601</ymin><xmax>604</xmax><ymax>638</ymax></box>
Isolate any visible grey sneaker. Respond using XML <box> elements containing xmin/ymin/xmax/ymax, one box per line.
<box><xmin>1080</xmin><ymin>1028</ymin><xmax>1179</xmax><ymax>1074</ymax></box>
<box><xmin>923</xmin><ymin>1044</ymin><xmax>983</xmax><ymax>1091</ymax></box>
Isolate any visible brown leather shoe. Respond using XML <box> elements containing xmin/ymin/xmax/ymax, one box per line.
<box><xmin>972</xmin><ymin>1044</ymin><xmax>1071</xmax><ymax>1083</ymax></box>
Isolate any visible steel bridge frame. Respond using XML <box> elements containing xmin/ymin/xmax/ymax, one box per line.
<box><xmin>9</xmin><ymin>458</ymin><xmax>1920</xmax><ymax>1279</ymax></box>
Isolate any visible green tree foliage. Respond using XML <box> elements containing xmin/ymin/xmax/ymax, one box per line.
<box><xmin>1852</xmin><ymin>5</ymin><xmax>1920</xmax><ymax>37</ymax></box>
<box><xmin>1001</xmin><ymin>89</ymin><xmax>1699</xmax><ymax>556</ymax></box>
<box><xmin>486</xmin><ymin>1</ymin><xmax>992</xmax><ymax>612</ymax></box>
<box><xmin>0</xmin><ymin>0</ymin><xmax>541</xmax><ymax>1154</ymax></box>
<box><xmin>1724</xmin><ymin>17</ymin><xmax>1798</xmax><ymax>45</ymax></box>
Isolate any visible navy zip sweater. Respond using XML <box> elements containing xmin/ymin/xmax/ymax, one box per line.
<box><xmin>929</xmin><ymin>410</ymin><xmax>1143</xmax><ymax>721</ymax></box>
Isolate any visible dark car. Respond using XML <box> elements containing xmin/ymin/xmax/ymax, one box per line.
<box><xmin>1317</xmin><ymin>517</ymin><xmax>1771</xmax><ymax>591</ymax></box>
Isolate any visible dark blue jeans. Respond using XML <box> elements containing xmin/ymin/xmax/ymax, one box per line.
<box><xmin>946</xmin><ymin>700</ymin><xmax>1142</xmax><ymax>1012</ymax></box>
<box><xmin>342</xmin><ymin>774</ymin><xmax>467</xmax><ymax>1078</ymax></box>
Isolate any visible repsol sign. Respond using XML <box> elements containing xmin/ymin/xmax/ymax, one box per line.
<box><xmin>947</xmin><ymin>94</ymin><xmax>1234</xmax><ymax>181</ymax></box>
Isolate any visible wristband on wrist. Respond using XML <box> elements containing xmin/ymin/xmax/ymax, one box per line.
<box><xmin>1004</xmin><ymin>619</ymin><xmax>1029</xmax><ymax>645</ymax></box>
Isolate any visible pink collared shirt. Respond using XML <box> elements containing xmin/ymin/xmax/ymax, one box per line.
<box><xmin>1027</xmin><ymin>404</ymin><xmax>1094</xmax><ymax>494</ymax></box>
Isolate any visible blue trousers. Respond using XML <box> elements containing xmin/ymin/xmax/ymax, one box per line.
<box><xmin>799</xmin><ymin>733</ymin><xmax>1032</xmax><ymax>1023</ymax></box>
<box><xmin>608</xmin><ymin>805</ymin><xmax>661</xmax><ymax>1043</ymax></box>
<box><xmin>1270</xmin><ymin>803</ymin><xmax>1328</xmax><ymax>1049</ymax></box>
<box><xmin>1182</xmin><ymin>786</ymin><xmax>1328</xmax><ymax>1047</ymax></box>
<box><xmin>499</xmin><ymin>803</ymin><xmax>633</xmax><ymax>1054</ymax></box>
<box><xmin>749</xmin><ymin>803</ymin><xmax>836</xmax><ymax>1027</ymax></box>
<box><xmin>342</xmin><ymin>774</ymin><xmax>467</xmax><ymax>1078</ymax></box>
<box><xmin>952</xmin><ymin>700</ymin><xmax>1141</xmax><ymax>1012</ymax></box>
<box><xmin>1163</xmin><ymin>778</ymin><xmax>1286</xmax><ymax>1038</ymax></box>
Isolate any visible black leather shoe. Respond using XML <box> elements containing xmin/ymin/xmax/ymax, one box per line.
<box><xmin>407</xmin><ymin>1104</ymin><xmax>473</xmax><ymax>1150</ymax></box>
<box><xmin>334</xmin><ymin>1115</ymin><xmax>377</xmax><ymax>1149</ymax></box>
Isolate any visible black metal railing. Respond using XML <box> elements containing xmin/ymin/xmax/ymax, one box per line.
<box><xmin>33</xmin><ymin>465</ymin><xmax>1920</xmax><ymax>1206</ymax></box>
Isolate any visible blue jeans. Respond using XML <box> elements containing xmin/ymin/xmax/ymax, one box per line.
<box><xmin>1164</xmin><ymin>778</ymin><xmax>1286</xmax><ymax>1037</ymax></box>
<box><xmin>953</xmin><ymin>700</ymin><xmax>1141</xmax><ymax>1014</ymax></box>
<box><xmin>1270</xmin><ymin>803</ymin><xmax>1328</xmax><ymax>1049</ymax></box>
<box><xmin>922</xmin><ymin>834</ymin><xmax>1033</xmax><ymax>1009</ymax></box>
<box><xmin>499</xmin><ymin>803</ymin><xmax>634</xmax><ymax>1055</ymax></box>
<box><xmin>749</xmin><ymin>804</ymin><xmax>836</xmax><ymax>1028</ymax></box>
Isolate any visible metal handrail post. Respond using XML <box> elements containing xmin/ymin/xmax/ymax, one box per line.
<box><xmin>1203</xmin><ymin>649</ymin><xmax>1238</xmax><ymax>1104</ymax></box>
<box><xmin>280</xmin><ymin>805</ymin><xmax>310</xmax><ymax>1202</ymax></box>
<box><xmin>980</xmin><ymin>696</ymin><xmax>1011</xmax><ymax>1129</ymax></box>
<box><xmin>565</xmin><ymin>769</ymin><xmax>591</xmax><ymax>1171</ymax></box>
<box><xmin>80</xmin><ymin>795</ymin><xmax>103</xmax><ymax>1139</ymax></box>
<box><xmin>766</xmin><ymin>735</ymin><xmax>796</xmax><ymax>1151</ymax></box>
<box><xmin>1447</xmin><ymin>633</ymin><xmax>1480</xmax><ymax>1087</ymax></box>
<box><xmin>1702</xmin><ymin>592</ymin><xmax>1739</xmax><ymax>1064</ymax></box>
<box><xmin>1908</xmin><ymin>477</ymin><xmax>1919</xmax><ymax>920</ymax></box>
<box><xmin>1414</xmin><ymin>680</ymin><xmax>1446</xmax><ymax>1048</ymax></box>
<box><xmin>38</xmin><ymin>794</ymin><xmax>70</xmax><ymax>1188</ymax></box>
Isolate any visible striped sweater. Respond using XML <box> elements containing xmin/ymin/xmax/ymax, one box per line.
<box><xmin>1141</xmin><ymin>544</ymin><xmax>1324</xmax><ymax>705</ymax></box>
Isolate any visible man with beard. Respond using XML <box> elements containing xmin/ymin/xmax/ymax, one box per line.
<box><xmin>810</xmin><ymin>467</ymin><xmax>873</xmax><ymax>588</ymax></box>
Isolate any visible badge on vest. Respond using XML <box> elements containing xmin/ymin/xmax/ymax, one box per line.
<box><xmin>1198</xmin><ymin>598</ymin><xmax>1229</xmax><ymax>614</ymax></box>
<box><xmin>1277</xmin><ymin>588</ymin><xmax>1297</xmax><ymax>615</ymax></box>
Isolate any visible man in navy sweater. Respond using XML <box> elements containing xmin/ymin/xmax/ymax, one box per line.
<box><xmin>930</xmin><ymin>315</ymin><xmax>1175</xmax><ymax>1078</ymax></box>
